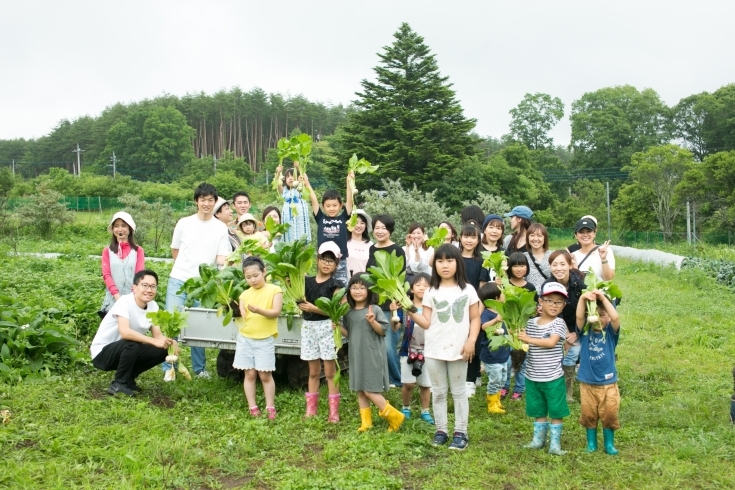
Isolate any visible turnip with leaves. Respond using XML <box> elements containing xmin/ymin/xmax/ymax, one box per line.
<box><xmin>146</xmin><ymin>309</ymin><xmax>191</xmax><ymax>381</ymax></box>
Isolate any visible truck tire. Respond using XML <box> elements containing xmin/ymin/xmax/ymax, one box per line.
<box><xmin>216</xmin><ymin>350</ymin><xmax>244</xmax><ymax>382</ymax></box>
<box><xmin>286</xmin><ymin>357</ymin><xmax>311</xmax><ymax>390</ymax></box>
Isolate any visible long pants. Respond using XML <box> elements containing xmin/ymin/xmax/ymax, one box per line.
<box><xmin>384</xmin><ymin>308</ymin><xmax>402</xmax><ymax>387</ymax></box>
<box><xmin>426</xmin><ymin>358</ymin><xmax>469</xmax><ymax>434</ymax></box>
<box><xmin>503</xmin><ymin>356</ymin><xmax>526</xmax><ymax>394</ymax></box>
<box><xmin>162</xmin><ymin>277</ymin><xmax>206</xmax><ymax>374</ymax></box>
<box><xmin>483</xmin><ymin>362</ymin><xmax>507</xmax><ymax>394</ymax></box>
<box><xmin>93</xmin><ymin>339</ymin><xmax>167</xmax><ymax>384</ymax></box>
<box><xmin>465</xmin><ymin>335</ymin><xmax>483</xmax><ymax>382</ymax></box>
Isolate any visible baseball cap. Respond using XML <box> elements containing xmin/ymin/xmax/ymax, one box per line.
<box><xmin>574</xmin><ymin>218</ymin><xmax>597</xmax><ymax>233</ymax></box>
<box><xmin>504</xmin><ymin>206</ymin><xmax>533</xmax><ymax>220</ymax></box>
<box><xmin>107</xmin><ymin>211</ymin><xmax>136</xmax><ymax>233</ymax></box>
<box><xmin>540</xmin><ymin>282</ymin><xmax>568</xmax><ymax>298</ymax></box>
<box><xmin>318</xmin><ymin>241</ymin><xmax>342</xmax><ymax>260</ymax></box>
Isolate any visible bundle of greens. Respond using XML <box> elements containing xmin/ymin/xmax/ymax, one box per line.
<box><xmin>227</xmin><ymin>238</ymin><xmax>269</xmax><ymax>266</ymax></box>
<box><xmin>482</xmin><ymin>251</ymin><xmax>508</xmax><ymax>283</ymax></box>
<box><xmin>425</xmin><ymin>227</ymin><xmax>448</xmax><ymax>249</ymax></box>
<box><xmin>263</xmin><ymin>215</ymin><xmax>290</xmax><ymax>242</ymax></box>
<box><xmin>177</xmin><ymin>264</ymin><xmax>248</xmax><ymax>325</ymax></box>
<box><xmin>361</xmin><ymin>250</ymin><xmax>416</xmax><ymax>322</ymax></box>
<box><xmin>581</xmin><ymin>270</ymin><xmax>622</xmax><ymax>337</ymax></box>
<box><xmin>345</xmin><ymin>154</ymin><xmax>379</xmax><ymax>231</ymax></box>
<box><xmin>274</xmin><ymin>134</ymin><xmax>314</xmax><ymax>202</ymax></box>
<box><xmin>483</xmin><ymin>283</ymin><xmax>538</xmax><ymax>372</ymax></box>
<box><xmin>146</xmin><ymin>309</ymin><xmax>191</xmax><ymax>381</ymax></box>
<box><xmin>315</xmin><ymin>287</ymin><xmax>349</xmax><ymax>384</ymax></box>
<box><xmin>263</xmin><ymin>237</ymin><xmax>315</xmax><ymax>304</ymax></box>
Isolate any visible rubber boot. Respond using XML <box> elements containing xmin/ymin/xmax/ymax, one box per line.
<box><xmin>357</xmin><ymin>407</ymin><xmax>373</xmax><ymax>432</ymax></box>
<box><xmin>602</xmin><ymin>428</ymin><xmax>619</xmax><ymax>455</ymax></box>
<box><xmin>562</xmin><ymin>366</ymin><xmax>575</xmax><ymax>404</ymax></box>
<box><xmin>548</xmin><ymin>423</ymin><xmax>567</xmax><ymax>455</ymax></box>
<box><xmin>730</xmin><ymin>395</ymin><xmax>735</xmax><ymax>425</ymax></box>
<box><xmin>304</xmin><ymin>392</ymin><xmax>318</xmax><ymax>418</ymax></box>
<box><xmin>379</xmin><ymin>402</ymin><xmax>405</xmax><ymax>432</ymax></box>
<box><xmin>487</xmin><ymin>393</ymin><xmax>506</xmax><ymax>414</ymax></box>
<box><xmin>524</xmin><ymin>421</ymin><xmax>549</xmax><ymax>449</ymax></box>
<box><xmin>327</xmin><ymin>394</ymin><xmax>340</xmax><ymax>423</ymax></box>
<box><xmin>586</xmin><ymin>428</ymin><xmax>598</xmax><ymax>452</ymax></box>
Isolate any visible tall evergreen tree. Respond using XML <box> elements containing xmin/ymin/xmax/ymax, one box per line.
<box><xmin>333</xmin><ymin>23</ymin><xmax>477</xmax><ymax>192</ymax></box>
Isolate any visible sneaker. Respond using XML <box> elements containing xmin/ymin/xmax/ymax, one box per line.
<box><xmin>107</xmin><ymin>381</ymin><xmax>136</xmax><ymax>397</ymax></box>
<box><xmin>511</xmin><ymin>392</ymin><xmax>523</xmax><ymax>401</ymax></box>
<box><xmin>465</xmin><ymin>382</ymin><xmax>476</xmax><ymax>398</ymax></box>
<box><xmin>400</xmin><ymin>408</ymin><xmax>411</xmax><ymax>419</ymax></box>
<box><xmin>420</xmin><ymin>411</ymin><xmax>435</xmax><ymax>425</ymax></box>
<box><xmin>249</xmin><ymin>407</ymin><xmax>262</xmax><ymax>417</ymax></box>
<box><xmin>432</xmin><ymin>431</ymin><xmax>449</xmax><ymax>446</ymax></box>
<box><xmin>500</xmin><ymin>388</ymin><xmax>509</xmax><ymax>399</ymax></box>
<box><xmin>197</xmin><ymin>370</ymin><xmax>211</xmax><ymax>379</ymax></box>
<box><xmin>126</xmin><ymin>380</ymin><xmax>142</xmax><ymax>393</ymax></box>
<box><xmin>266</xmin><ymin>407</ymin><xmax>277</xmax><ymax>420</ymax></box>
<box><xmin>448</xmin><ymin>432</ymin><xmax>469</xmax><ymax>451</ymax></box>
<box><xmin>163</xmin><ymin>370</ymin><xmax>175</xmax><ymax>382</ymax></box>
<box><xmin>475</xmin><ymin>377</ymin><xmax>482</xmax><ymax>387</ymax></box>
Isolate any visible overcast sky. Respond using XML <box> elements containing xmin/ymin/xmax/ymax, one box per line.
<box><xmin>2</xmin><ymin>0</ymin><xmax>734</xmax><ymax>146</ymax></box>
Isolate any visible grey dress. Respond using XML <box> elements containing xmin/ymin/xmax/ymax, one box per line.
<box><xmin>343</xmin><ymin>306</ymin><xmax>389</xmax><ymax>392</ymax></box>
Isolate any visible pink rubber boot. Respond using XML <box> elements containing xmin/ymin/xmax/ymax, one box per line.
<box><xmin>305</xmin><ymin>392</ymin><xmax>318</xmax><ymax>418</ymax></box>
<box><xmin>327</xmin><ymin>394</ymin><xmax>341</xmax><ymax>423</ymax></box>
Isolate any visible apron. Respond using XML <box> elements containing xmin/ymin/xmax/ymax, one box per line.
<box><xmin>100</xmin><ymin>247</ymin><xmax>138</xmax><ymax>314</ymax></box>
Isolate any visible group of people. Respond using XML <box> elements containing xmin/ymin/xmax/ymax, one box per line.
<box><xmin>89</xmin><ymin>161</ymin><xmax>622</xmax><ymax>455</ymax></box>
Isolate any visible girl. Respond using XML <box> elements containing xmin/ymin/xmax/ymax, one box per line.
<box><xmin>100</xmin><ymin>212</ymin><xmax>145</xmax><ymax>318</ymax></box>
<box><xmin>481</xmin><ymin>214</ymin><xmax>505</xmax><ymax>254</ymax></box>
<box><xmin>235</xmin><ymin>257</ymin><xmax>284</xmax><ymax>419</ymax></box>
<box><xmin>458</xmin><ymin>225</ymin><xmax>489</xmax><ymax>397</ymax></box>
<box><xmin>341</xmin><ymin>274</ymin><xmax>405</xmax><ymax>432</ymax></box>
<box><xmin>276</xmin><ymin>161</ymin><xmax>312</xmax><ymax>243</ymax></box>
<box><xmin>346</xmin><ymin>210</ymin><xmax>373</xmax><ymax>277</ymax></box>
<box><xmin>438</xmin><ymin>221</ymin><xmax>459</xmax><ymax>247</ymax></box>
<box><xmin>404</xmin><ymin>222</ymin><xmax>434</xmax><ymax>278</ymax></box>
<box><xmin>298</xmin><ymin>241</ymin><xmax>344</xmax><ymax>422</ymax></box>
<box><xmin>543</xmin><ymin>250</ymin><xmax>586</xmax><ymax>404</ymax></box>
<box><xmin>524</xmin><ymin>223</ymin><xmax>552</xmax><ymax>292</ymax></box>
<box><xmin>503</xmin><ymin>206</ymin><xmax>534</xmax><ymax>255</ymax></box>
<box><xmin>407</xmin><ymin>244</ymin><xmax>481</xmax><ymax>451</ymax></box>
<box><xmin>236</xmin><ymin>213</ymin><xmax>268</xmax><ymax>247</ymax></box>
<box><xmin>506</xmin><ymin>252</ymin><xmax>536</xmax><ymax>294</ymax></box>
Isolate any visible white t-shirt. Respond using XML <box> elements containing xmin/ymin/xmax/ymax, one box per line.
<box><xmin>404</xmin><ymin>245</ymin><xmax>434</xmax><ymax>276</ymax></box>
<box><xmin>346</xmin><ymin>239</ymin><xmax>374</xmax><ymax>276</ymax></box>
<box><xmin>572</xmin><ymin>247</ymin><xmax>615</xmax><ymax>280</ymax></box>
<box><xmin>90</xmin><ymin>293</ymin><xmax>159</xmax><ymax>359</ymax></box>
<box><xmin>422</xmin><ymin>284</ymin><xmax>479</xmax><ymax>361</ymax></box>
<box><xmin>170</xmin><ymin>214</ymin><xmax>231</xmax><ymax>281</ymax></box>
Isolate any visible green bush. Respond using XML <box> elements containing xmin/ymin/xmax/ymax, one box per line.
<box><xmin>681</xmin><ymin>256</ymin><xmax>735</xmax><ymax>289</ymax></box>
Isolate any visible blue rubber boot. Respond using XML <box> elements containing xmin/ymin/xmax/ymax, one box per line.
<box><xmin>548</xmin><ymin>423</ymin><xmax>567</xmax><ymax>455</ymax></box>
<box><xmin>586</xmin><ymin>428</ymin><xmax>598</xmax><ymax>452</ymax></box>
<box><xmin>603</xmin><ymin>428</ymin><xmax>619</xmax><ymax>455</ymax></box>
<box><xmin>524</xmin><ymin>421</ymin><xmax>548</xmax><ymax>449</ymax></box>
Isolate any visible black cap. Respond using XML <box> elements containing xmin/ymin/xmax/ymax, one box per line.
<box><xmin>574</xmin><ymin>218</ymin><xmax>597</xmax><ymax>233</ymax></box>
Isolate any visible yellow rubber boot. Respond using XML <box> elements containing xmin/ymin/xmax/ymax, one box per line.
<box><xmin>379</xmin><ymin>402</ymin><xmax>406</xmax><ymax>432</ymax></box>
<box><xmin>357</xmin><ymin>408</ymin><xmax>373</xmax><ymax>432</ymax></box>
<box><xmin>487</xmin><ymin>393</ymin><xmax>506</xmax><ymax>414</ymax></box>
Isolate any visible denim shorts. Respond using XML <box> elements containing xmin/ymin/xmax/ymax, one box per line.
<box><xmin>233</xmin><ymin>334</ymin><xmax>275</xmax><ymax>372</ymax></box>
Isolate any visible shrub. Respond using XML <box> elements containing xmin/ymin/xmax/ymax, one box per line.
<box><xmin>681</xmin><ymin>257</ymin><xmax>735</xmax><ymax>289</ymax></box>
<box><xmin>118</xmin><ymin>193</ymin><xmax>178</xmax><ymax>254</ymax></box>
<box><xmin>14</xmin><ymin>182</ymin><xmax>75</xmax><ymax>239</ymax></box>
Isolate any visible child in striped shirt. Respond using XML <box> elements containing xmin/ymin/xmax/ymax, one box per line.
<box><xmin>518</xmin><ymin>282</ymin><xmax>570</xmax><ymax>455</ymax></box>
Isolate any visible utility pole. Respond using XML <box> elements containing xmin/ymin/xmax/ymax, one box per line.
<box><xmin>686</xmin><ymin>200</ymin><xmax>691</xmax><ymax>244</ymax></box>
<box><xmin>606</xmin><ymin>181</ymin><xmax>611</xmax><ymax>241</ymax></box>
<box><xmin>11</xmin><ymin>159</ymin><xmax>15</xmax><ymax>175</ymax></box>
<box><xmin>72</xmin><ymin>143</ymin><xmax>84</xmax><ymax>176</ymax></box>
<box><xmin>109</xmin><ymin>152</ymin><xmax>117</xmax><ymax>178</ymax></box>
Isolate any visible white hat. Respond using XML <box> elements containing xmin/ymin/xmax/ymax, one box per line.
<box><xmin>107</xmin><ymin>212</ymin><xmax>136</xmax><ymax>233</ymax></box>
<box><xmin>236</xmin><ymin>213</ymin><xmax>258</xmax><ymax>227</ymax></box>
<box><xmin>354</xmin><ymin>209</ymin><xmax>372</xmax><ymax>232</ymax></box>
<box><xmin>318</xmin><ymin>241</ymin><xmax>342</xmax><ymax>260</ymax></box>
<box><xmin>540</xmin><ymin>282</ymin><xmax>568</xmax><ymax>298</ymax></box>
<box><xmin>213</xmin><ymin>197</ymin><xmax>230</xmax><ymax>215</ymax></box>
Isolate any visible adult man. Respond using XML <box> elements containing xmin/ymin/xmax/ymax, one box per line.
<box><xmin>213</xmin><ymin>197</ymin><xmax>240</xmax><ymax>252</ymax></box>
<box><xmin>91</xmin><ymin>270</ymin><xmax>174</xmax><ymax>396</ymax></box>
<box><xmin>231</xmin><ymin>191</ymin><xmax>251</xmax><ymax>222</ymax></box>
<box><xmin>163</xmin><ymin>182</ymin><xmax>231</xmax><ymax>380</ymax></box>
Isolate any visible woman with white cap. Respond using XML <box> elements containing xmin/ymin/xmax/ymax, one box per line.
<box><xmin>99</xmin><ymin>212</ymin><xmax>145</xmax><ymax>318</ymax></box>
<box><xmin>346</xmin><ymin>209</ymin><xmax>373</xmax><ymax>277</ymax></box>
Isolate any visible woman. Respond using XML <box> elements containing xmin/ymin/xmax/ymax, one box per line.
<box><xmin>261</xmin><ymin>206</ymin><xmax>282</xmax><ymax>252</ymax></box>
<box><xmin>438</xmin><ymin>221</ymin><xmax>459</xmax><ymax>248</ymax></box>
<box><xmin>100</xmin><ymin>212</ymin><xmax>145</xmax><ymax>318</ymax></box>
<box><xmin>404</xmin><ymin>222</ymin><xmax>433</xmax><ymax>278</ymax></box>
<box><xmin>503</xmin><ymin>206</ymin><xmax>533</xmax><ymax>255</ymax></box>
<box><xmin>480</xmin><ymin>214</ymin><xmax>504</xmax><ymax>253</ymax></box>
<box><xmin>571</xmin><ymin>217</ymin><xmax>615</xmax><ymax>281</ymax></box>
<box><xmin>346</xmin><ymin>209</ymin><xmax>373</xmax><ymax>277</ymax></box>
<box><xmin>543</xmin><ymin>249</ymin><xmax>586</xmax><ymax>404</ymax></box>
<box><xmin>523</xmin><ymin>223</ymin><xmax>552</xmax><ymax>291</ymax></box>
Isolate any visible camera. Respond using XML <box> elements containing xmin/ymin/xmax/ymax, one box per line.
<box><xmin>407</xmin><ymin>350</ymin><xmax>425</xmax><ymax>377</ymax></box>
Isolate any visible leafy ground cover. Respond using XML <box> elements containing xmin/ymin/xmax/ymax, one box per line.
<box><xmin>1</xmin><ymin>257</ymin><xmax>734</xmax><ymax>489</ymax></box>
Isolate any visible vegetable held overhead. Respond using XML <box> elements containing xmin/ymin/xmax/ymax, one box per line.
<box><xmin>361</xmin><ymin>250</ymin><xmax>416</xmax><ymax>316</ymax></box>
<box><xmin>346</xmin><ymin>154</ymin><xmax>379</xmax><ymax>231</ymax></box>
<box><xmin>274</xmin><ymin>134</ymin><xmax>314</xmax><ymax>205</ymax></box>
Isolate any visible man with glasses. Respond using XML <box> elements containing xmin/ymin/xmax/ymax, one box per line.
<box><xmin>91</xmin><ymin>270</ymin><xmax>175</xmax><ymax>396</ymax></box>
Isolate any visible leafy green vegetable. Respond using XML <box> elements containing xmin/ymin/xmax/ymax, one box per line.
<box><xmin>263</xmin><ymin>237</ymin><xmax>315</xmax><ymax>303</ymax></box>
<box><xmin>264</xmin><ymin>215</ymin><xmax>290</xmax><ymax>241</ymax></box>
<box><xmin>581</xmin><ymin>270</ymin><xmax>623</xmax><ymax>337</ymax></box>
<box><xmin>361</xmin><ymin>251</ymin><xmax>416</xmax><ymax>312</ymax></box>
<box><xmin>482</xmin><ymin>251</ymin><xmax>508</xmax><ymax>282</ymax></box>
<box><xmin>277</xmin><ymin>134</ymin><xmax>314</xmax><ymax>198</ymax></box>
<box><xmin>178</xmin><ymin>265</ymin><xmax>248</xmax><ymax>326</ymax></box>
<box><xmin>346</xmin><ymin>154</ymin><xmax>378</xmax><ymax>231</ymax></box>
<box><xmin>425</xmin><ymin>226</ymin><xmax>448</xmax><ymax>249</ymax></box>
<box><xmin>314</xmin><ymin>288</ymin><xmax>350</xmax><ymax>384</ymax></box>
<box><xmin>484</xmin><ymin>284</ymin><xmax>538</xmax><ymax>351</ymax></box>
<box><xmin>146</xmin><ymin>309</ymin><xmax>192</xmax><ymax>381</ymax></box>
<box><xmin>227</xmin><ymin>238</ymin><xmax>269</xmax><ymax>266</ymax></box>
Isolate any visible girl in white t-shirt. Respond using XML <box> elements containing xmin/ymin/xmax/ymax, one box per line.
<box><xmin>407</xmin><ymin>244</ymin><xmax>480</xmax><ymax>451</ymax></box>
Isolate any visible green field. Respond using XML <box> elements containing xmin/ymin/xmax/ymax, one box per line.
<box><xmin>1</xmin><ymin>254</ymin><xmax>735</xmax><ymax>489</ymax></box>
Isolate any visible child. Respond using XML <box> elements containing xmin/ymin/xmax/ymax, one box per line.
<box><xmin>391</xmin><ymin>273</ymin><xmax>435</xmax><ymax>424</ymax></box>
<box><xmin>305</xmin><ymin>172</ymin><xmax>354</xmax><ymax>286</ymax></box>
<box><xmin>575</xmin><ymin>289</ymin><xmax>621</xmax><ymax>455</ymax></box>
<box><xmin>407</xmin><ymin>244</ymin><xmax>480</xmax><ymax>451</ymax></box>
<box><xmin>276</xmin><ymin>161</ymin><xmax>312</xmax><ymax>243</ymax></box>
<box><xmin>477</xmin><ymin>283</ymin><xmax>509</xmax><ymax>414</ymax></box>
<box><xmin>235</xmin><ymin>257</ymin><xmax>284</xmax><ymax>419</ymax></box>
<box><xmin>459</xmin><ymin>224</ymin><xmax>489</xmax><ymax>397</ymax></box>
<box><xmin>235</xmin><ymin>213</ymin><xmax>268</xmax><ymax>247</ymax></box>
<box><xmin>518</xmin><ymin>282</ymin><xmax>570</xmax><ymax>455</ymax></box>
<box><xmin>340</xmin><ymin>274</ymin><xmax>405</xmax><ymax>432</ymax></box>
<box><xmin>297</xmin><ymin>241</ymin><xmax>345</xmax><ymax>422</ymax></box>
<box><xmin>506</xmin><ymin>252</ymin><xmax>537</xmax><ymax>295</ymax></box>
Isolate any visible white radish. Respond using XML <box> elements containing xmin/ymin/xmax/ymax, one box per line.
<box><xmin>521</xmin><ymin>343</ymin><xmax>529</xmax><ymax>352</ymax></box>
<box><xmin>494</xmin><ymin>327</ymin><xmax>505</xmax><ymax>336</ymax></box>
<box><xmin>166</xmin><ymin>355</ymin><xmax>178</xmax><ymax>363</ymax></box>
<box><xmin>587</xmin><ymin>315</ymin><xmax>599</xmax><ymax>324</ymax></box>
<box><xmin>391</xmin><ymin>313</ymin><xmax>401</xmax><ymax>323</ymax></box>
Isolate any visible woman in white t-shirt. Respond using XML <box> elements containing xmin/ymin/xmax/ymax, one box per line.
<box><xmin>346</xmin><ymin>210</ymin><xmax>373</xmax><ymax>277</ymax></box>
<box><xmin>570</xmin><ymin>218</ymin><xmax>615</xmax><ymax>281</ymax></box>
<box><xmin>403</xmin><ymin>222</ymin><xmax>434</xmax><ymax>277</ymax></box>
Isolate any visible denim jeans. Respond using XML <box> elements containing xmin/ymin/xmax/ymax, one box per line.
<box><xmin>426</xmin><ymin>358</ymin><xmax>469</xmax><ymax>434</ymax></box>
<box><xmin>484</xmin><ymin>362</ymin><xmax>507</xmax><ymax>395</ymax></box>
<box><xmin>162</xmin><ymin>277</ymin><xmax>206</xmax><ymax>374</ymax></box>
<box><xmin>384</xmin><ymin>309</ymin><xmax>402</xmax><ymax>387</ymax></box>
<box><xmin>503</xmin><ymin>356</ymin><xmax>526</xmax><ymax>394</ymax></box>
<box><xmin>335</xmin><ymin>258</ymin><xmax>348</xmax><ymax>287</ymax></box>
<box><xmin>562</xmin><ymin>343</ymin><xmax>581</xmax><ymax>367</ymax></box>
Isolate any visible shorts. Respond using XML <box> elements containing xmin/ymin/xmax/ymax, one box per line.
<box><xmin>579</xmin><ymin>382</ymin><xmax>621</xmax><ymax>429</ymax></box>
<box><xmin>400</xmin><ymin>356</ymin><xmax>432</xmax><ymax>387</ymax></box>
<box><xmin>300</xmin><ymin>319</ymin><xmax>337</xmax><ymax>361</ymax></box>
<box><xmin>525</xmin><ymin>377</ymin><xmax>570</xmax><ymax>419</ymax></box>
<box><xmin>233</xmin><ymin>334</ymin><xmax>275</xmax><ymax>372</ymax></box>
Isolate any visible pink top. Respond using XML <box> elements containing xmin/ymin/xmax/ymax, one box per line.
<box><xmin>101</xmin><ymin>242</ymin><xmax>146</xmax><ymax>295</ymax></box>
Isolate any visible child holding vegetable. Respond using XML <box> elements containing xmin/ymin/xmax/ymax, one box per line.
<box><xmin>298</xmin><ymin>241</ymin><xmax>345</xmax><ymax>422</ymax></box>
<box><xmin>275</xmin><ymin>162</ymin><xmax>312</xmax><ymax>244</ymax></box>
<box><xmin>341</xmin><ymin>274</ymin><xmax>405</xmax><ymax>432</ymax></box>
<box><xmin>506</xmin><ymin>252</ymin><xmax>537</xmax><ymax>296</ymax></box>
<box><xmin>575</xmin><ymin>289</ymin><xmax>621</xmax><ymax>455</ymax></box>
<box><xmin>235</xmin><ymin>257</ymin><xmax>284</xmax><ymax>420</ymax></box>
<box><xmin>478</xmin><ymin>283</ymin><xmax>509</xmax><ymax>414</ymax></box>
<box><xmin>407</xmin><ymin>244</ymin><xmax>481</xmax><ymax>451</ymax></box>
<box><xmin>518</xmin><ymin>282</ymin><xmax>570</xmax><ymax>455</ymax></box>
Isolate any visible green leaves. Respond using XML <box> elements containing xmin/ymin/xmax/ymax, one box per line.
<box><xmin>483</xmin><ymin>284</ymin><xmax>537</xmax><ymax>351</ymax></box>
<box><xmin>146</xmin><ymin>309</ymin><xmax>188</xmax><ymax>340</ymax></box>
<box><xmin>361</xmin><ymin>250</ymin><xmax>414</xmax><ymax>311</ymax></box>
<box><xmin>481</xmin><ymin>251</ymin><xmax>507</xmax><ymax>282</ymax></box>
<box><xmin>425</xmin><ymin>227</ymin><xmax>448</xmax><ymax>249</ymax></box>
<box><xmin>263</xmin><ymin>237</ymin><xmax>315</xmax><ymax>303</ymax></box>
<box><xmin>265</xmin><ymin>215</ymin><xmax>290</xmax><ymax>239</ymax></box>
<box><xmin>178</xmin><ymin>265</ymin><xmax>247</xmax><ymax>326</ymax></box>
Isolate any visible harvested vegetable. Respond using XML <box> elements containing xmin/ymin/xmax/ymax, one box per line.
<box><xmin>581</xmin><ymin>270</ymin><xmax>622</xmax><ymax>337</ymax></box>
<box><xmin>315</xmin><ymin>287</ymin><xmax>350</xmax><ymax>384</ymax></box>
<box><xmin>345</xmin><ymin>154</ymin><xmax>379</xmax><ymax>231</ymax></box>
<box><xmin>146</xmin><ymin>309</ymin><xmax>191</xmax><ymax>381</ymax></box>
<box><xmin>482</xmin><ymin>251</ymin><xmax>508</xmax><ymax>282</ymax></box>
<box><xmin>178</xmin><ymin>265</ymin><xmax>248</xmax><ymax>326</ymax></box>
<box><xmin>425</xmin><ymin>226</ymin><xmax>449</xmax><ymax>249</ymax></box>
<box><xmin>361</xmin><ymin>250</ymin><xmax>416</xmax><ymax>313</ymax></box>
<box><xmin>276</xmin><ymin>134</ymin><xmax>314</xmax><ymax>198</ymax></box>
<box><xmin>483</xmin><ymin>283</ymin><xmax>537</xmax><ymax>371</ymax></box>
<box><xmin>263</xmin><ymin>237</ymin><xmax>315</xmax><ymax>303</ymax></box>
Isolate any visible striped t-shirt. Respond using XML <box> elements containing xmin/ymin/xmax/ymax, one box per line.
<box><xmin>524</xmin><ymin>317</ymin><xmax>567</xmax><ymax>382</ymax></box>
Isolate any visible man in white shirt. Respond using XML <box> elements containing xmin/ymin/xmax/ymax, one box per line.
<box><xmin>163</xmin><ymin>182</ymin><xmax>231</xmax><ymax>380</ymax></box>
<box><xmin>91</xmin><ymin>270</ymin><xmax>175</xmax><ymax>396</ymax></box>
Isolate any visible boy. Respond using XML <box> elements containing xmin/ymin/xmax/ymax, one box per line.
<box><xmin>518</xmin><ymin>282</ymin><xmax>570</xmax><ymax>455</ymax></box>
<box><xmin>477</xmin><ymin>283</ymin><xmax>509</xmax><ymax>415</ymax></box>
<box><xmin>575</xmin><ymin>289</ymin><xmax>621</xmax><ymax>455</ymax></box>
<box><xmin>304</xmin><ymin>172</ymin><xmax>354</xmax><ymax>286</ymax></box>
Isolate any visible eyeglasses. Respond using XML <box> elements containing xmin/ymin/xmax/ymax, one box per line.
<box><xmin>138</xmin><ymin>283</ymin><xmax>158</xmax><ymax>291</ymax></box>
<box><xmin>319</xmin><ymin>258</ymin><xmax>337</xmax><ymax>265</ymax></box>
<box><xmin>542</xmin><ymin>298</ymin><xmax>565</xmax><ymax>307</ymax></box>
<box><xmin>350</xmin><ymin>286</ymin><xmax>367</xmax><ymax>292</ymax></box>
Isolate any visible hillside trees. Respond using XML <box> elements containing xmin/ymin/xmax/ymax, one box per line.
<box><xmin>678</xmin><ymin>150</ymin><xmax>735</xmax><ymax>230</ymax></box>
<box><xmin>509</xmin><ymin>93</ymin><xmax>564</xmax><ymax>149</ymax></box>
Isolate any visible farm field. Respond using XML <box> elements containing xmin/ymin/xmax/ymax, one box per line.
<box><xmin>1</xmin><ymin>255</ymin><xmax>735</xmax><ymax>489</ymax></box>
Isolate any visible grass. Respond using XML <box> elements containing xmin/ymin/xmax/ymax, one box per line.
<box><xmin>2</xmin><ymin>257</ymin><xmax>735</xmax><ymax>489</ymax></box>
